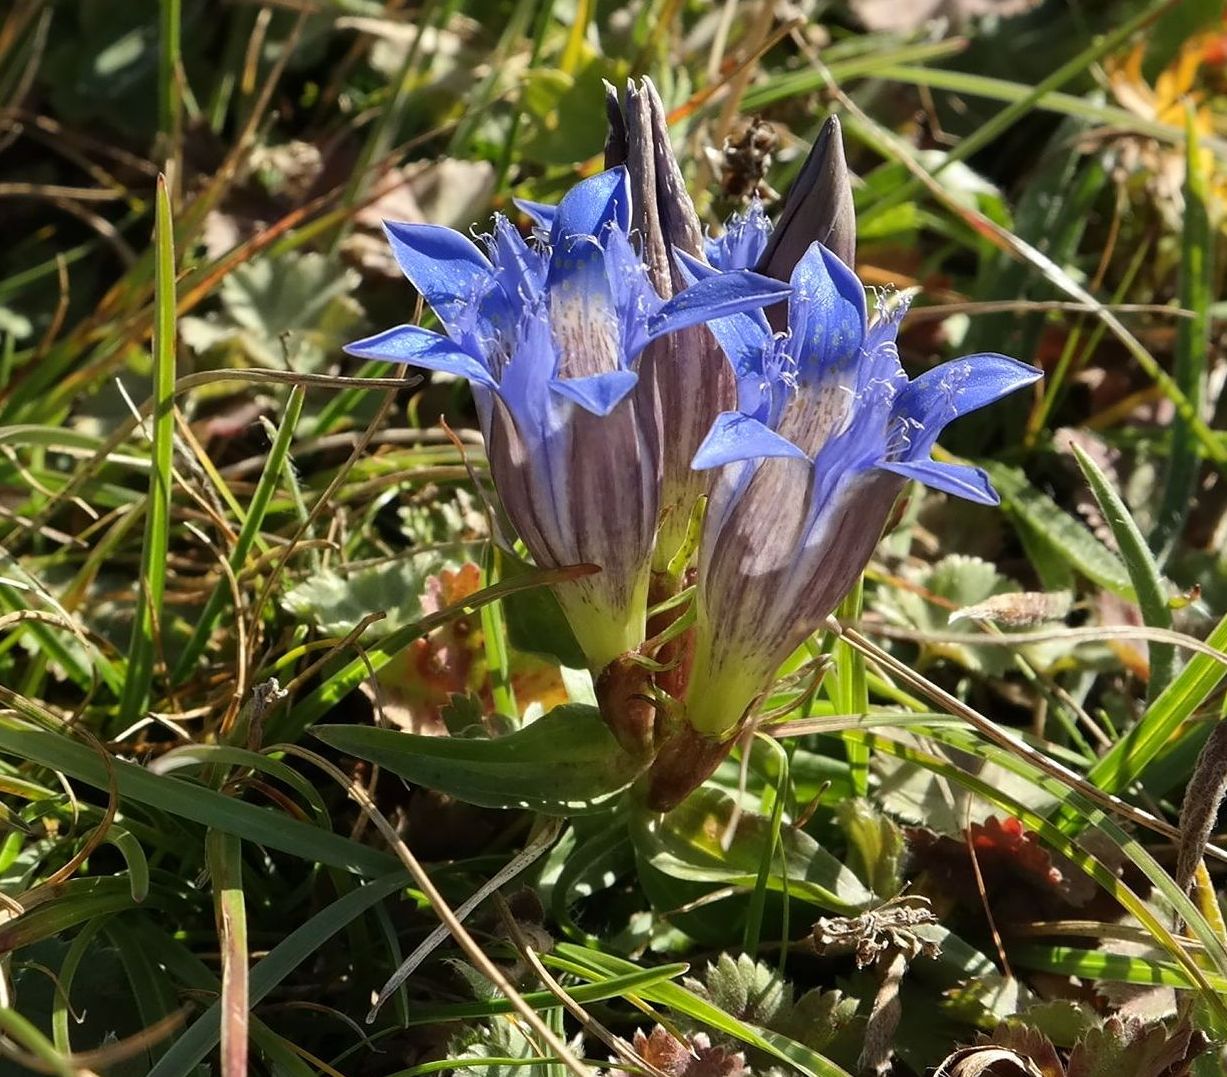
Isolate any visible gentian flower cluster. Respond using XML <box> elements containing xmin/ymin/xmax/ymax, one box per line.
<box><xmin>349</xmin><ymin>79</ymin><xmax>1041</xmax><ymax>812</ymax></box>
<box><xmin>346</xmin><ymin>153</ymin><xmax>788</xmax><ymax>672</ymax></box>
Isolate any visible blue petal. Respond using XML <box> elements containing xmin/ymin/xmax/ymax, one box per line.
<box><xmin>485</xmin><ymin>216</ymin><xmax>546</xmax><ymax>331</ymax></box>
<box><xmin>602</xmin><ymin>225</ymin><xmax>664</xmax><ymax>359</ymax></box>
<box><xmin>551</xmin><ymin>167</ymin><xmax>631</xmax><ymax>245</ymax></box>
<box><xmin>692</xmin><ymin>412</ymin><xmax>809</xmax><ymax>470</ymax></box>
<box><xmin>878</xmin><ymin>458</ymin><xmax>1000</xmax><ymax>505</ymax></box>
<box><xmin>344</xmin><ymin>325</ymin><xmax>497</xmax><ymax>388</ymax></box>
<box><xmin>648</xmin><ymin>269</ymin><xmax>790</xmax><ymax>343</ymax></box>
<box><xmin>549</xmin><ymin>370</ymin><xmax>639</xmax><ymax>416</ymax></box>
<box><xmin>896</xmin><ymin>353</ymin><xmax>1042</xmax><ymax>439</ymax></box>
<box><xmin>382</xmin><ymin>222</ymin><xmax>492</xmax><ymax>336</ymax></box>
<box><xmin>673</xmin><ymin>251</ymin><xmax>772</xmax><ymax>379</ymax></box>
<box><xmin>514</xmin><ymin>198</ymin><xmax>557</xmax><ymax>231</ymax></box>
<box><xmin>895</xmin><ymin>353</ymin><xmax>1042</xmax><ymax>461</ymax></box>
<box><xmin>789</xmin><ymin>242</ymin><xmax>867</xmax><ymax>377</ymax></box>
<box><xmin>674</xmin><ymin>248</ymin><xmax>716</xmax><ymax>283</ymax></box>
<box><xmin>496</xmin><ymin>308</ymin><xmax>557</xmax><ymax>418</ymax></box>
<box><xmin>707</xmin><ymin>201</ymin><xmax>773</xmax><ymax>272</ymax></box>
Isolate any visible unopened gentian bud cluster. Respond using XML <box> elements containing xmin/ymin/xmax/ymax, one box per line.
<box><xmin>347</xmin><ymin>79</ymin><xmax>1041</xmax><ymax>811</ymax></box>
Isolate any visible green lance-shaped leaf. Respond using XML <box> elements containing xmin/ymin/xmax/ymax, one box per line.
<box><xmin>313</xmin><ymin>704</ymin><xmax>646</xmax><ymax>815</ymax></box>
<box><xmin>1070</xmin><ymin>443</ymin><xmax>1174</xmax><ymax>700</ymax></box>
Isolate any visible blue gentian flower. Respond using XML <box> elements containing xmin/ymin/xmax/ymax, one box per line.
<box><xmin>705</xmin><ymin>199</ymin><xmax>772</xmax><ymax>274</ymax></box>
<box><xmin>345</xmin><ymin>166</ymin><xmax>789</xmax><ymax>672</ymax></box>
<box><xmin>672</xmin><ymin>240</ymin><xmax>1042</xmax><ymax>741</ymax></box>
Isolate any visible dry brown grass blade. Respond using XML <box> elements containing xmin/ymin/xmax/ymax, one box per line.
<box><xmin>4</xmin><ymin>368</ymin><xmax>419</xmax><ymax>552</ymax></box>
<box><xmin>830</xmin><ymin>82</ymin><xmax>1226</xmax><ymax>468</ymax></box>
<box><xmin>0</xmin><ymin>182</ymin><xmax>125</xmax><ymax>201</ymax></box>
<box><xmin>8</xmin><ymin>723</ymin><xmax>118</xmax><ymax>909</ymax></box>
<box><xmin>863</xmin><ymin>622</ymin><xmax>1227</xmax><ymax>669</ymax></box>
<box><xmin>493</xmin><ymin>892</ymin><xmax>674</xmax><ymax>1077</ymax></box>
<box><xmin>367</xmin><ymin>818</ymin><xmax>564</xmax><ymax>1020</ymax></box>
<box><xmin>243</xmin><ymin>364</ymin><xmax>411</xmax><ymax>667</ymax></box>
<box><xmin>0</xmin><ymin>1009</ymin><xmax>189</xmax><ymax>1075</ymax></box>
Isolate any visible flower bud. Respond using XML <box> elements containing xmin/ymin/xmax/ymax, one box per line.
<box><xmin>607</xmin><ymin>78</ymin><xmax>737</xmax><ymax>567</ymax></box>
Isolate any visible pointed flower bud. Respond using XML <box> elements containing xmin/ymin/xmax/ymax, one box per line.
<box><xmin>757</xmin><ymin>115</ymin><xmax>857</xmax><ymax>277</ymax></box>
<box><xmin>605</xmin><ymin>78</ymin><xmax>739</xmax><ymax>567</ymax></box>
<box><xmin>678</xmin><ymin>242</ymin><xmax>1042</xmax><ymax>745</ymax></box>
<box><xmin>346</xmin><ymin>167</ymin><xmax>789</xmax><ymax>673</ymax></box>
<box><xmin>709</xmin><ymin>115</ymin><xmax>857</xmax><ymax>335</ymax></box>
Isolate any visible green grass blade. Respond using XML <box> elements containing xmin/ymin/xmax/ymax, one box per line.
<box><xmin>373</xmin><ymin>965</ymin><xmax>690</xmax><ymax>1027</ymax></box>
<box><xmin>119</xmin><ymin>175</ymin><xmax>177</xmax><ymax>723</ymax></box>
<box><xmin>0</xmin><ymin>580</ymin><xmax>121</xmax><ymax>694</ymax></box>
<box><xmin>849</xmin><ymin>730</ymin><xmax>1227</xmax><ymax>1017</ymax></box>
<box><xmin>1152</xmin><ymin>109</ymin><xmax>1214</xmax><ymax>561</ymax></box>
<box><xmin>481</xmin><ymin>543</ymin><xmax>517</xmax><ymax>720</ymax></box>
<box><xmin>1070</xmin><ymin>443</ymin><xmax>1174</xmax><ymax>700</ymax></box>
<box><xmin>857</xmin><ymin>64</ymin><xmax>1222</xmax><ymax>152</ymax></box>
<box><xmin>1010</xmin><ymin>944</ymin><xmax>1227</xmax><ymax>991</ymax></box>
<box><xmin>550</xmin><ymin>945</ymin><xmax>853</xmax><ymax>1077</ymax></box>
<box><xmin>856</xmin><ymin>0</ymin><xmax>1180</xmax><ymax>231</ymax></box>
<box><xmin>151</xmin><ymin>743</ymin><xmax>331</xmax><ymax>822</ymax></box>
<box><xmin>846</xmin><ymin>104</ymin><xmax>1227</xmax><ymax>469</ymax></box>
<box><xmin>52</xmin><ymin>916</ymin><xmax>111</xmax><ymax>1056</ymax></box>
<box><xmin>1067</xmin><ymin>611</ymin><xmax>1227</xmax><ymax>821</ymax></box>
<box><xmin>171</xmin><ymin>384</ymin><xmax>305</xmax><ymax>683</ymax></box>
<box><xmin>980</xmin><ymin>460</ymin><xmax>1133</xmax><ymax>596</ymax></box>
<box><xmin>158</xmin><ymin>0</ymin><xmax>182</xmax><ymax>164</ymax></box>
<box><xmin>742</xmin><ymin>736</ymin><xmax>789</xmax><ymax>958</ymax></box>
<box><xmin>147</xmin><ymin>871</ymin><xmax>408</xmax><ymax>1077</ymax></box>
<box><xmin>104</xmin><ymin>918</ymin><xmax>181</xmax><ymax>1068</ymax></box>
<box><xmin>0</xmin><ymin>1006</ymin><xmax>75</xmax><ymax>1077</ymax></box>
<box><xmin>268</xmin><ymin>564</ymin><xmax>591</xmax><ymax>743</ymax></box>
<box><xmin>741</xmin><ymin>39</ymin><xmax>969</xmax><ymax>109</ymax></box>
<box><xmin>0</xmin><ymin>710</ymin><xmax>397</xmax><ymax>876</ymax></box>
<box><xmin>0</xmin><ymin>877</ymin><xmax>139</xmax><ymax>951</ymax></box>
<box><xmin>309</xmin><ymin>359</ymin><xmax>393</xmax><ymax>438</ymax></box>
<box><xmin>104</xmin><ymin>824</ymin><xmax>151</xmax><ymax>902</ymax></box>
<box><xmin>835</xmin><ymin>583</ymin><xmax>869</xmax><ymax>795</ymax></box>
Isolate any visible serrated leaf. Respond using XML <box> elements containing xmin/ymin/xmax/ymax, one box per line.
<box><xmin>779</xmin><ymin>988</ymin><xmax>859</xmax><ymax>1053</ymax></box>
<box><xmin>981</xmin><ymin>462</ymin><xmax>1133</xmax><ymax>598</ymax></box>
<box><xmin>1070</xmin><ymin>443</ymin><xmax>1175</xmax><ymax>700</ymax></box>
<box><xmin>552</xmin><ymin>943</ymin><xmax>854</xmax><ymax>1077</ymax></box>
<box><xmin>181</xmin><ymin>252</ymin><xmax>362</xmax><ymax>371</ymax></box>
<box><xmin>313</xmin><ymin>704</ymin><xmax>645</xmax><ymax>815</ymax></box>
<box><xmin>282</xmin><ymin>552</ymin><xmax>468</xmax><ymax>637</ymax></box>
<box><xmin>836</xmin><ymin>798</ymin><xmax>905</xmax><ymax>898</ymax></box>
<box><xmin>685</xmin><ymin>954</ymin><xmax>790</xmax><ymax>1028</ymax></box>
<box><xmin>878</xmin><ymin>554</ymin><xmax>1019</xmax><ymax>675</ymax></box>
<box><xmin>943</xmin><ymin>972</ymin><xmax>1037</xmax><ymax>1027</ymax></box>
<box><xmin>1067</xmin><ymin>1016</ymin><xmax>1202</xmax><ymax>1077</ymax></box>
<box><xmin>1017</xmin><ymin>999</ymin><xmax>1098</xmax><ymax>1048</ymax></box>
